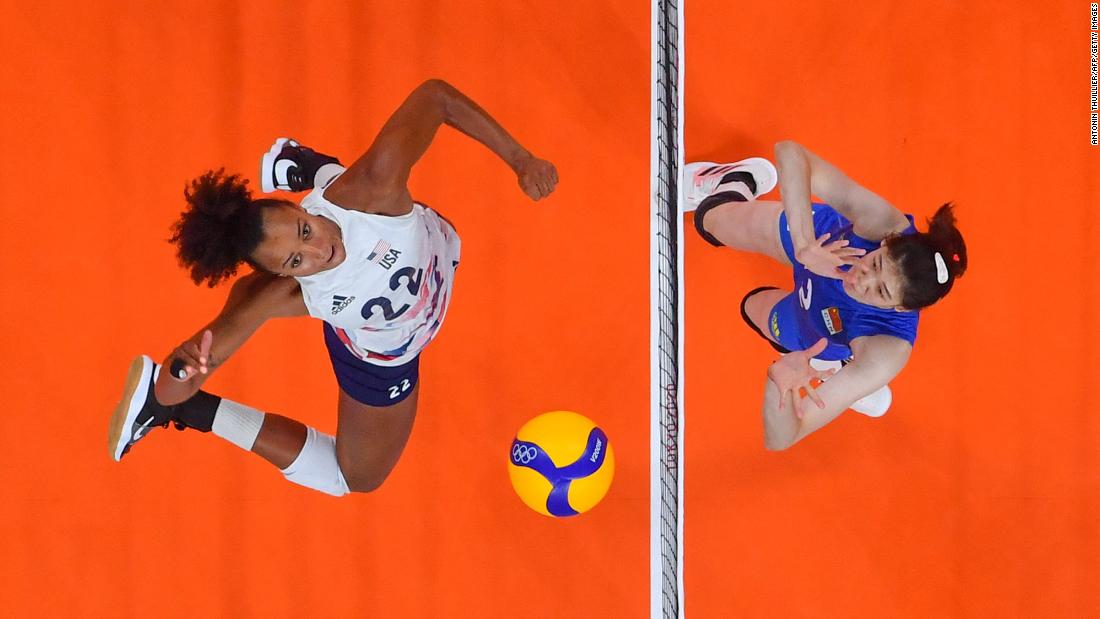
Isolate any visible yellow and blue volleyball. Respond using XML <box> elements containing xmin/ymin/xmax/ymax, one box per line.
<box><xmin>507</xmin><ymin>411</ymin><xmax>615</xmax><ymax>517</ymax></box>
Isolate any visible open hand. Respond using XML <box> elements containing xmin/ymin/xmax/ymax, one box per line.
<box><xmin>767</xmin><ymin>338</ymin><xmax>838</xmax><ymax>419</ymax></box>
<box><xmin>170</xmin><ymin>329</ymin><xmax>213</xmax><ymax>381</ymax></box>
<box><xmin>515</xmin><ymin>155</ymin><xmax>558</xmax><ymax>201</ymax></box>
<box><xmin>795</xmin><ymin>232</ymin><xmax>865</xmax><ymax>279</ymax></box>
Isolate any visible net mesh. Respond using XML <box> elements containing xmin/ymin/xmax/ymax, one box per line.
<box><xmin>652</xmin><ymin>0</ymin><xmax>682</xmax><ymax>615</ymax></box>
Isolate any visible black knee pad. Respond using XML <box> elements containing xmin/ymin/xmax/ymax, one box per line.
<box><xmin>739</xmin><ymin>286</ymin><xmax>790</xmax><ymax>354</ymax></box>
<box><xmin>693</xmin><ymin>190</ymin><xmax>748</xmax><ymax>247</ymax></box>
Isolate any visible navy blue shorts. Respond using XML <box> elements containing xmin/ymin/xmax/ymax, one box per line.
<box><xmin>322</xmin><ymin>323</ymin><xmax>419</xmax><ymax>407</ymax></box>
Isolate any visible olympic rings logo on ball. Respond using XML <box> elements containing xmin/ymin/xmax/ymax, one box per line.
<box><xmin>512</xmin><ymin>443</ymin><xmax>539</xmax><ymax>465</ymax></box>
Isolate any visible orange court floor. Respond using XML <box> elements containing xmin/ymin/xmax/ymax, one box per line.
<box><xmin>1</xmin><ymin>1</ymin><xmax>1097</xmax><ymax>618</ymax></box>
<box><xmin>0</xmin><ymin>2</ymin><xmax>649</xmax><ymax>617</ymax></box>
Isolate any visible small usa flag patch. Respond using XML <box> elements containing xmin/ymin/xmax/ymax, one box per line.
<box><xmin>366</xmin><ymin>239</ymin><xmax>391</xmax><ymax>263</ymax></box>
<box><xmin>821</xmin><ymin>307</ymin><xmax>844</xmax><ymax>335</ymax></box>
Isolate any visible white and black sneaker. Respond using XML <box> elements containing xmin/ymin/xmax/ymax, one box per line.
<box><xmin>260</xmin><ymin>138</ymin><xmax>342</xmax><ymax>193</ymax></box>
<box><xmin>107</xmin><ymin>356</ymin><xmax>183</xmax><ymax>461</ymax></box>
<box><xmin>681</xmin><ymin>157</ymin><xmax>778</xmax><ymax>212</ymax></box>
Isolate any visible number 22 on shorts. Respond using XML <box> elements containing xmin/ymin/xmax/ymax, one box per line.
<box><xmin>388</xmin><ymin>379</ymin><xmax>412</xmax><ymax>399</ymax></box>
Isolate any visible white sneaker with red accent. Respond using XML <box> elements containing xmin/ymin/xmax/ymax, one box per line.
<box><xmin>807</xmin><ymin>357</ymin><xmax>891</xmax><ymax>417</ymax></box>
<box><xmin>681</xmin><ymin>157</ymin><xmax>778</xmax><ymax>212</ymax></box>
<box><xmin>849</xmin><ymin>385</ymin><xmax>891</xmax><ymax>417</ymax></box>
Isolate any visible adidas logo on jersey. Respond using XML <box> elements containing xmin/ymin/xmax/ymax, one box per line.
<box><xmin>331</xmin><ymin>295</ymin><xmax>356</xmax><ymax>314</ymax></box>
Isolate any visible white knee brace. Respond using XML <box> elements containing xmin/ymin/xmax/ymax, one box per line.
<box><xmin>280</xmin><ymin>427</ymin><xmax>350</xmax><ymax>497</ymax></box>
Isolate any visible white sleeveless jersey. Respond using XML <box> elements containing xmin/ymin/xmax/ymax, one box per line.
<box><xmin>294</xmin><ymin>179</ymin><xmax>461</xmax><ymax>367</ymax></box>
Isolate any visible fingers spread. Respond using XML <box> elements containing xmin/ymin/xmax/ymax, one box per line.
<box><xmin>805</xmin><ymin>383</ymin><xmax>826</xmax><ymax>409</ymax></box>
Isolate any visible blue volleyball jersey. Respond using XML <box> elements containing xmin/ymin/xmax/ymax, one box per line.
<box><xmin>774</xmin><ymin>203</ymin><xmax>919</xmax><ymax>360</ymax></box>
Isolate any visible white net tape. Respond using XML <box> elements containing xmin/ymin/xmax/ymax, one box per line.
<box><xmin>650</xmin><ymin>0</ymin><xmax>684</xmax><ymax>616</ymax></box>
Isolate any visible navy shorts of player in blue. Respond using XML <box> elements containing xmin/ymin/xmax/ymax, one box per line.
<box><xmin>751</xmin><ymin>203</ymin><xmax>920</xmax><ymax>361</ymax></box>
<box><xmin>322</xmin><ymin>322</ymin><xmax>419</xmax><ymax>406</ymax></box>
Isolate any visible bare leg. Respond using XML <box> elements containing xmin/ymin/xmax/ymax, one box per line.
<box><xmin>742</xmin><ymin>288</ymin><xmax>791</xmax><ymax>345</ymax></box>
<box><xmin>252</xmin><ymin>414</ymin><xmax>308</xmax><ymax>470</ymax></box>
<box><xmin>223</xmin><ymin>385</ymin><xmax>418</xmax><ymax>495</ymax></box>
<box><xmin>334</xmin><ymin>385</ymin><xmax>420</xmax><ymax>493</ymax></box>
<box><xmin>697</xmin><ymin>199</ymin><xmax>791</xmax><ymax>267</ymax></box>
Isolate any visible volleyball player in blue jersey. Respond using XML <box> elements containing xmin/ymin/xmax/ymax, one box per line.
<box><xmin>685</xmin><ymin>141</ymin><xmax>967</xmax><ymax>450</ymax></box>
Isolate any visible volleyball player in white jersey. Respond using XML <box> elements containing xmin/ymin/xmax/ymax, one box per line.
<box><xmin>107</xmin><ymin>80</ymin><xmax>558</xmax><ymax>496</ymax></box>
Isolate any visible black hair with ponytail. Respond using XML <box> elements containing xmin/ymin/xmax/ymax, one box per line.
<box><xmin>884</xmin><ymin>203</ymin><xmax>968</xmax><ymax>310</ymax></box>
<box><xmin>169</xmin><ymin>169</ymin><xmax>283</xmax><ymax>287</ymax></box>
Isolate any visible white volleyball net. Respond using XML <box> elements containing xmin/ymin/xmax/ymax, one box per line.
<box><xmin>650</xmin><ymin>0</ymin><xmax>684</xmax><ymax>616</ymax></box>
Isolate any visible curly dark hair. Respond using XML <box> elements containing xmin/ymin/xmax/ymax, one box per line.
<box><xmin>884</xmin><ymin>203</ymin><xmax>968</xmax><ymax>310</ymax></box>
<box><xmin>169</xmin><ymin>169</ymin><xmax>276</xmax><ymax>287</ymax></box>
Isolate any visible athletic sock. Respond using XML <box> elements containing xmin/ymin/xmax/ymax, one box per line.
<box><xmin>170</xmin><ymin>390</ymin><xmax>220</xmax><ymax>432</ymax></box>
<box><xmin>210</xmin><ymin>398</ymin><xmax>265</xmax><ymax>451</ymax></box>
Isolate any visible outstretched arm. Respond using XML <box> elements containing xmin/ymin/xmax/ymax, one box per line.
<box><xmin>774</xmin><ymin>140</ymin><xmax>909</xmax><ymax>242</ymax></box>
<box><xmin>324</xmin><ymin>79</ymin><xmax>558</xmax><ymax>215</ymax></box>
<box><xmin>153</xmin><ymin>272</ymin><xmax>307</xmax><ymax>405</ymax></box>
<box><xmin>762</xmin><ymin>335</ymin><xmax>911</xmax><ymax>450</ymax></box>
